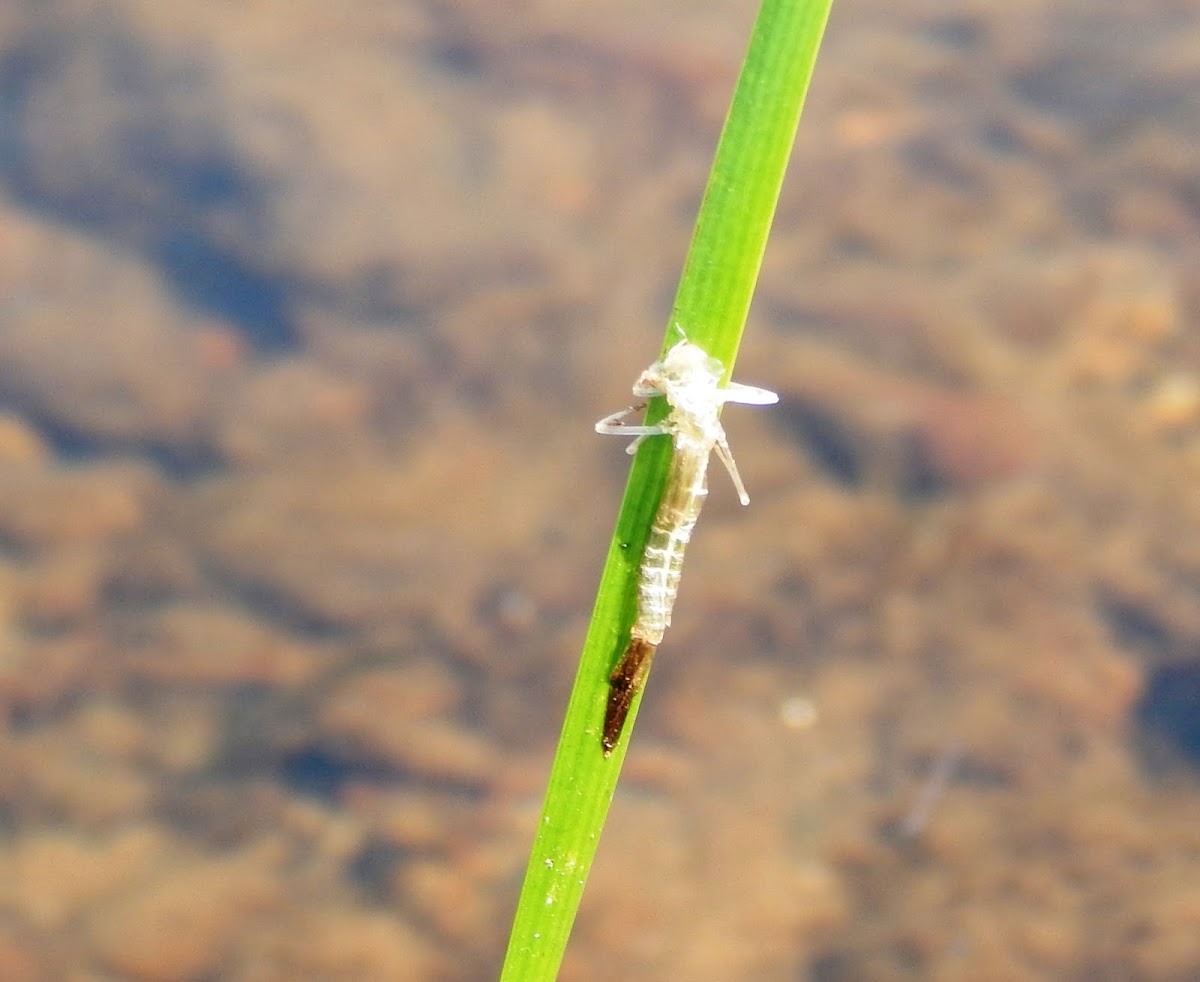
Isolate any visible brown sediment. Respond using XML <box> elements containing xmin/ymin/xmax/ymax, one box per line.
<box><xmin>602</xmin><ymin>636</ymin><xmax>657</xmax><ymax>756</ymax></box>
<box><xmin>0</xmin><ymin>5</ymin><xmax>1194</xmax><ymax>979</ymax></box>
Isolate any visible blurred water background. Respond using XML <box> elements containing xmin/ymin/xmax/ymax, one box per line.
<box><xmin>1</xmin><ymin>1</ymin><xmax>1199</xmax><ymax>979</ymax></box>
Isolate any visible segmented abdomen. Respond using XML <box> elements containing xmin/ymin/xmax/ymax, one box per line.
<box><xmin>631</xmin><ymin>430</ymin><xmax>710</xmax><ymax>645</ymax></box>
<box><xmin>634</xmin><ymin>516</ymin><xmax>693</xmax><ymax>644</ymax></box>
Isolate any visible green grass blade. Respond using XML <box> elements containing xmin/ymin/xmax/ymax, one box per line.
<box><xmin>499</xmin><ymin>1</ymin><xmax>832</xmax><ymax>978</ymax></box>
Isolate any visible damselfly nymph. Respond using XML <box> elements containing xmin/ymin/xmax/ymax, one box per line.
<box><xmin>595</xmin><ymin>337</ymin><xmax>778</xmax><ymax>755</ymax></box>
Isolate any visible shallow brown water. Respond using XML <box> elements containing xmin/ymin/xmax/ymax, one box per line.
<box><xmin>0</xmin><ymin>1</ymin><xmax>1199</xmax><ymax>979</ymax></box>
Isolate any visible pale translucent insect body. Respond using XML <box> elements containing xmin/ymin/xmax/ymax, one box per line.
<box><xmin>595</xmin><ymin>337</ymin><xmax>778</xmax><ymax>754</ymax></box>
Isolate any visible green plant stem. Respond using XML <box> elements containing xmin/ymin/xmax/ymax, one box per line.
<box><xmin>499</xmin><ymin>1</ymin><xmax>832</xmax><ymax>978</ymax></box>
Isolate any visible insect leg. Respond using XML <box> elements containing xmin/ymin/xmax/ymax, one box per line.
<box><xmin>596</xmin><ymin>404</ymin><xmax>669</xmax><ymax>456</ymax></box>
<box><xmin>595</xmin><ymin>402</ymin><xmax>647</xmax><ymax>430</ymax></box>
<box><xmin>712</xmin><ymin>423</ymin><xmax>751</xmax><ymax>505</ymax></box>
<box><xmin>595</xmin><ymin>404</ymin><xmax>658</xmax><ymax>434</ymax></box>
